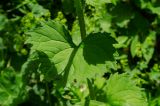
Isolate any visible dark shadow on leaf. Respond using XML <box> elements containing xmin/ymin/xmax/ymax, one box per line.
<box><xmin>83</xmin><ymin>33</ymin><xmax>117</xmax><ymax>65</ymax></box>
<box><xmin>21</xmin><ymin>51</ymin><xmax>65</xmax><ymax>105</ymax></box>
<box><xmin>22</xmin><ymin>51</ymin><xmax>60</xmax><ymax>84</ymax></box>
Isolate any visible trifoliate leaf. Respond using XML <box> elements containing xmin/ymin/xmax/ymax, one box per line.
<box><xmin>25</xmin><ymin>21</ymin><xmax>116</xmax><ymax>86</ymax></box>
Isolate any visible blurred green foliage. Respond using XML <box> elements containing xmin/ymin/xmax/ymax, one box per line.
<box><xmin>0</xmin><ymin>0</ymin><xmax>160</xmax><ymax>106</ymax></box>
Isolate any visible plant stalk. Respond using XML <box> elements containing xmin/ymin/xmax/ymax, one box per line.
<box><xmin>74</xmin><ymin>0</ymin><xmax>86</xmax><ymax>40</ymax></box>
<box><xmin>46</xmin><ymin>82</ymin><xmax>52</xmax><ymax>106</ymax></box>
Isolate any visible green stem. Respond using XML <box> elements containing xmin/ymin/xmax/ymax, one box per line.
<box><xmin>74</xmin><ymin>0</ymin><xmax>86</xmax><ymax>40</ymax></box>
<box><xmin>46</xmin><ymin>83</ymin><xmax>52</xmax><ymax>106</ymax></box>
<box><xmin>87</xmin><ymin>79</ymin><xmax>96</xmax><ymax>100</ymax></box>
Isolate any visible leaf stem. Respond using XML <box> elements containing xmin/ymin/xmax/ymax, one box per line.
<box><xmin>74</xmin><ymin>0</ymin><xmax>86</xmax><ymax>40</ymax></box>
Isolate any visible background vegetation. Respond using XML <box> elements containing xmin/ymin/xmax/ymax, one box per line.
<box><xmin>0</xmin><ymin>0</ymin><xmax>160</xmax><ymax>106</ymax></box>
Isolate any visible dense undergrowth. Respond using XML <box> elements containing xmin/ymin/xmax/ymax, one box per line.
<box><xmin>0</xmin><ymin>0</ymin><xmax>160</xmax><ymax>106</ymax></box>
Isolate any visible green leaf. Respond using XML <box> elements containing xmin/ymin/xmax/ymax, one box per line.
<box><xmin>135</xmin><ymin>0</ymin><xmax>160</xmax><ymax>16</ymax></box>
<box><xmin>75</xmin><ymin>73</ymin><xmax>148</xmax><ymax>106</ymax></box>
<box><xmin>0</xmin><ymin>68</ymin><xmax>25</xmax><ymax>106</ymax></box>
<box><xmin>105</xmin><ymin>73</ymin><xmax>148</xmax><ymax>106</ymax></box>
<box><xmin>85</xmin><ymin>0</ymin><xmax>113</xmax><ymax>33</ymax></box>
<box><xmin>130</xmin><ymin>35</ymin><xmax>141</xmax><ymax>58</ymax></box>
<box><xmin>0</xmin><ymin>14</ymin><xmax>8</xmax><ymax>31</ymax></box>
<box><xmin>26</xmin><ymin>21</ymin><xmax>75</xmax><ymax>57</ymax></box>
<box><xmin>142</xmin><ymin>31</ymin><xmax>156</xmax><ymax>63</ymax></box>
<box><xmin>75</xmin><ymin>100</ymin><xmax>107</xmax><ymax>106</ymax></box>
<box><xmin>29</xmin><ymin>3</ymin><xmax>50</xmax><ymax>17</ymax></box>
<box><xmin>110</xmin><ymin>0</ymin><xmax>119</xmax><ymax>5</ymax></box>
<box><xmin>25</xmin><ymin>21</ymin><xmax>75</xmax><ymax>82</ymax></box>
<box><xmin>86</xmin><ymin>0</ymin><xmax>108</xmax><ymax>7</ymax></box>
<box><xmin>150</xmin><ymin>96</ymin><xmax>160</xmax><ymax>106</ymax></box>
<box><xmin>25</xmin><ymin>21</ymin><xmax>116</xmax><ymax>86</ymax></box>
<box><xmin>114</xmin><ymin>36</ymin><xmax>130</xmax><ymax>48</ymax></box>
<box><xmin>130</xmin><ymin>31</ymin><xmax>156</xmax><ymax>62</ymax></box>
<box><xmin>0</xmin><ymin>37</ymin><xmax>5</xmax><ymax>50</ymax></box>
